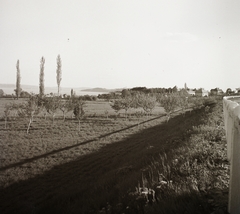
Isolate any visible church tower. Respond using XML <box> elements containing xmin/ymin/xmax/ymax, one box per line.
<box><xmin>184</xmin><ymin>83</ymin><xmax>187</xmax><ymax>90</ymax></box>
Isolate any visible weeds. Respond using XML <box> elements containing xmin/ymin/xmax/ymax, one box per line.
<box><xmin>105</xmin><ymin>102</ymin><xmax>229</xmax><ymax>214</ymax></box>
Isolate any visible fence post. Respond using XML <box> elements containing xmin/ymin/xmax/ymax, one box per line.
<box><xmin>223</xmin><ymin>96</ymin><xmax>240</xmax><ymax>214</ymax></box>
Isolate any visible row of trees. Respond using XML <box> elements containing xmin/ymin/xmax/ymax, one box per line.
<box><xmin>121</xmin><ymin>87</ymin><xmax>240</xmax><ymax>97</ymax></box>
<box><xmin>4</xmin><ymin>95</ymin><xmax>85</xmax><ymax>133</ymax></box>
<box><xmin>109</xmin><ymin>88</ymin><xmax>211</xmax><ymax>122</ymax></box>
<box><xmin>14</xmin><ymin>55</ymin><xmax>62</xmax><ymax>99</ymax></box>
<box><xmin>4</xmin><ymin>86</ymin><xmax>214</xmax><ymax>133</ymax></box>
<box><xmin>110</xmin><ymin>91</ymin><xmax>185</xmax><ymax>118</ymax></box>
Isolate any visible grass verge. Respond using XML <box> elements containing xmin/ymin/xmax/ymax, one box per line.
<box><xmin>110</xmin><ymin>102</ymin><xmax>229</xmax><ymax>214</ymax></box>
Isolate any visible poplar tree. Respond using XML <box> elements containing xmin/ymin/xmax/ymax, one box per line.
<box><xmin>15</xmin><ymin>60</ymin><xmax>21</xmax><ymax>99</ymax></box>
<box><xmin>39</xmin><ymin>57</ymin><xmax>45</xmax><ymax>97</ymax></box>
<box><xmin>56</xmin><ymin>55</ymin><xmax>62</xmax><ymax>96</ymax></box>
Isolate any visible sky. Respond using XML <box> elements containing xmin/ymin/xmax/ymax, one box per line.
<box><xmin>0</xmin><ymin>0</ymin><xmax>240</xmax><ymax>91</ymax></box>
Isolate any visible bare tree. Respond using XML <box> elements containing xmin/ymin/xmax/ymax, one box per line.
<box><xmin>17</xmin><ymin>96</ymin><xmax>40</xmax><ymax>134</ymax></box>
<box><xmin>59</xmin><ymin>98</ymin><xmax>74</xmax><ymax>121</ymax></box>
<box><xmin>160</xmin><ymin>94</ymin><xmax>178</xmax><ymax>122</ymax></box>
<box><xmin>110</xmin><ymin>99</ymin><xmax>123</xmax><ymax>118</ymax></box>
<box><xmin>104</xmin><ymin>110</ymin><xmax>109</xmax><ymax>119</ymax></box>
<box><xmin>3</xmin><ymin>104</ymin><xmax>12</xmax><ymax>129</ymax></box>
<box><xmin>121</xmin><ymin>96</ymin><xmax>133</xmax><ymax>119</ymax></box>
<box><xmin>177</xmin><ymin>89</ymin><xmax>189</xmax><ymax>116</ymax></box>
<box><xmin>135</xmin><ymin>111</ymin><xmax>144</xmax><ymax>129</ymax></box>
<box><xmin>136</xmin><ymin>93</ymin><xmax>156</xmax><ymax>119</ymax></box>
<box><xmin>37</xmin><ymin>96</ymin><xmax>48</xmax><ymax>119</ymax></box>
<box><xmin>73</xmin><ymin>99</ymin><xmax>85</xmax><ymax>131</ymax></box>
<box><xmin>56</xmin><ymin>55</ymin><xmax>62</xmax><ymax>96</ymax></box>
<box><xmin>10</xmin><ymin>103</ymin><xmax>19</xmax><ymax>120</ymax></box>
<box><xmin>39</xmin><ymin>57</ymin><xmax>45</xmax><ymax>97</ymax></box>
<box><xmin>15</xmin><ymin>60</ymin><xmax>22</xmax><ymax>99</ymax></box>
<box><xmin>44</xmin><ymin>96</ymin><xmax>60</xmax><ymax>123</ymax></box>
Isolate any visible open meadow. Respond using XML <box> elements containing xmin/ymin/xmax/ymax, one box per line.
<box><xmin>0</xmin><ymin>97</ymin><xmax>229</xmax><ymax>213</ymax></box>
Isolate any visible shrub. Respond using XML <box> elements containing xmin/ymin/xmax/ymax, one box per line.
<box><xmin>20</xmin><ymin>90</ymin><xmax>31</xmax><ymax>98</ymax></box>
<box><xmin>0</xmin><ymin>89</ymin><xmax>4</xmax><ymax>97</ymax></box>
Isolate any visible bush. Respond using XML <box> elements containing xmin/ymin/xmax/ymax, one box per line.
<box><xmin>20</xmin><ymin>90</ymin><xmax>31</xmax><ymax>98</ymax></box>
<box><xmin>202</xmin><ymin>97</ymin><xmax>217</xmax><ymax>107</ymax></box>
<box><xmin>0</xmin><ymin>89</ymin><xmax>4</xmax><ymax>97</ymax></box>
<box><xmin>3</xmin><ymin>94</ymin><xmax>14</xmax><ymax>98</ymax></box>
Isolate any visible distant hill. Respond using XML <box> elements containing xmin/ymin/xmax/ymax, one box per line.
<box><xmin>81</xmin><ymin>88</ymin><xmax>114</xmax><ymax>93</ymax></box>
<box><xmin>81</xmin><ymin>87</ymin><xmax>126</xmax><ymax>93</ymax></box>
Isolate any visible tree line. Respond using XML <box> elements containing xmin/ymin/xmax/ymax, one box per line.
<box><xmin>14</xmin><ymin>55</ymin><xmax>62</xmax><ymax>99</ymax></box>
<box><xmin>3</xmin><ymin>86</ymin><xmax>215</xmax><ymax>134</ymax></box>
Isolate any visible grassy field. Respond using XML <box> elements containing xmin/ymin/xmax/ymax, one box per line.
<box><xmin>0</xmin><ymin>98</ymin><xmax>229</xmax><ymax>213</ymax></box>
